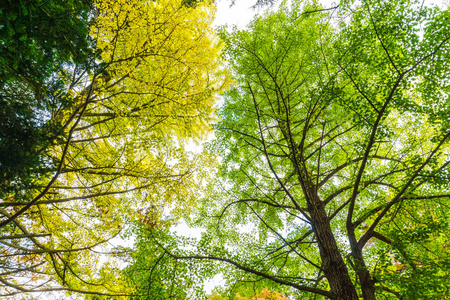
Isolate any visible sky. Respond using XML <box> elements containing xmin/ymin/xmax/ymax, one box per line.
<box><xmin>213</xmin><ymin>0</ymin><xmax>339</xmax><ymax>29</ymax></box>
<box><xmin>214</xmin><ymin>0</ymin><xmax>257</xmax><ymax>28</ymax></box>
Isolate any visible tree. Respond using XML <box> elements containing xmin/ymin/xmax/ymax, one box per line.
<box><xmin>0</xmin><ymin>0</ymin><xmax>229</xmax><ymax>297</ymax></box>
<box><xmin>129</xmin><ymin>0</ymin><xmax>450</xmax><ymax>299</ymax></box>
<box><xmin>0</xmin><ymin>0</ymin><xmax>96</xmax><ymax>200</ymax></box>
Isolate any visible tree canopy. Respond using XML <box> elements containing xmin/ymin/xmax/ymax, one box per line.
<box><xmin>0</xmin><ymin>0</ymin><xmax>96</xmax><ymax>197</ymax></box>
<box><xmin>126</xmin><ymin>0</ymin><xmax>450</xmax><ymax>299</ymax></box>
<box><xmin>0</xmin><ymin>0</ymin><xmax>228</xmax><ymax>297</ymax></box>
<box><xmin>1</xmin><ymin>0</ymin><xmax>450</xmax><ymax>299</ymax></box>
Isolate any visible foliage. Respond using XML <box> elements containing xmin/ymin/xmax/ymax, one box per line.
<box><xmin>0</xmin><ymin>0</ymin><xmax>228</xmax><ymax>297</ymax></box>
<box><xmin>0</xmin><ymin>0</ymin><xmax>95</xmax><ymax>197</ymax></box>
<box><xmin>123</xmin><ymin>223</ymin><xmax>219</xmax><ymax>299</ymax></box>
<box><xmin>3</xmin><ymin>0</ymin><xmax>450</xmax><ymax>299</ymax></box>
<box><xmin>209</xmin><ymin>288</ymin><xmax>290</xmax><ymax>300</ymax></box>
<box><xmin>128</xmin><ymin>0</ymin><xmax>450</xmax><ymax>299</ymax></box>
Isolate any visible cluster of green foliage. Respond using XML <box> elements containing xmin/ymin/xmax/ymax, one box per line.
<box><xmin>0</xmin><ymin>0</ymin><xmax>95</xmax><ymax>195</ymax></box>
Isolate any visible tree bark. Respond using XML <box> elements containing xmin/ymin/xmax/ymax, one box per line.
<box><xmin>352</xmin><ymin>248</ymin><xmax>376</xmax><ymax>300</ymax></box>
<box><xmin>308</xmin><ymin>195</ymin><xmax>359</xmax><ymax>300</ymax></box>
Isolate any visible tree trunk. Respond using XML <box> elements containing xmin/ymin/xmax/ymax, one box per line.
<box><xmin>308</xmin><ymin>195</ymin><xmax>359</xmax><ymax>300</ymax></box>
<box><xmin>352</xmin><ymin>248</ymin><xmax>376</xmax><ymax>300</ymax></box>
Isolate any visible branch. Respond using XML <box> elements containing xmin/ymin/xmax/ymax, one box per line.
<box><xmin>0</xmin><ymin>277</ymin><xmax>133</xmax><ymax>297</ymax></box>
<box><xmin>358</xmin><ymin>131</ymin><xmax>450</xmax><ymax>248</ymax></box>
<box><xmin>347</xmin><ymin>72</ymin><xmax>405</xmax><ymax>230</ymax></box>
<box><xmin>0</xmin><ymin>75</ymin><xmax>96</xmax><ymax>228</ymax></box>
<box><xmin>291</xmin><ymin>5</ymin><xmax>340</xmax><ymax>21</ymax></box>
<box><xmin>365</xmin><ymin>3</ymin><xmax>400</xmax><ymax>74</ymax></box>
<box><xmin>369</xmin><ymin>231</ymin><xmax>416</xmax><ymax>271</ymax></box>
<box><xmin>0</xmin><ymin>233</ymin><xmax>51</xmax><ymax>240</ymax></box>
<box><xmin>248</xmin><ymin>82</ymin><xmax>311</xmax><ymax>222</ymax></box>
<box><xmin>245</xmin><ymin>203</ymin><xmax>323</xmax><ymax>270</ymax></box>
<box><xmin>153</xmin><ymin>236</ymin><xmax>332</xmax><ymax>297</ymax></box>
<box><xmin>378</xmin><ymin>286</ymin><xmax>403</xmax><ymax>300</ymax></box>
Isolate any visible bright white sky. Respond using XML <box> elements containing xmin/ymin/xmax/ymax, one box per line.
<box><xmin>213</xmin><ymin>0</ymin><xmax>338</xmax><ymax>29</ymax></box>
<box><xmin>214</xmin><ymin>1</ymin><xmax>252</xmax><ymax>28</ymax></box>
<box><xmin>214</xmin><ymin>0</ymin><xmax>267</xmax><ymax>29</ymax></box>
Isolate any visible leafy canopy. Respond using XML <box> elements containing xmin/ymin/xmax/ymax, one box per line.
<box><xmin>0</xmin><ymin>0</ymin><xmax>229</xmax><ymax>297</ymax></box>
<box><xmin>0</xmin><ymin>0</ymin><xmax>95</xmax><ymax>196</ymax></box>
<box><xmin>126</xmin><ymin>0</ymin><xmax>450</xmax><ymax>299</ymax></box>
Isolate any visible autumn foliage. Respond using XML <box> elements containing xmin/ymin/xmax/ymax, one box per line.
<box><xmin>209</xmin><ymin>288</ymin><xmax>290</xmax><ymax>300</ymax></box>
<box><xmin>0</xmin><ymin>0</ymin><xmax>228</xmax><ymax>297</ymax></box>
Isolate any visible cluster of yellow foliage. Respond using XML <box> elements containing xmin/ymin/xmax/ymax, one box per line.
<box><xmin>0</xmin><ymin>0</ymin><xmax>230</xmax><ymax>297</ymax></box>
<box><xmin>93</xmin><ymin>0</ymin><xmax>229</xmax><ymax>141</ymax></box>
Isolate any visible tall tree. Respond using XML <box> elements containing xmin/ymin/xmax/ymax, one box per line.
<box><xmin>0</xmin><ymin>0</ymin><xmax>229</xmax><ymax>297</ymax></box>
<box><xmin>129</xmin><ymin>0</ymin><xmax>450</xmax><ymax>299</ymax></box>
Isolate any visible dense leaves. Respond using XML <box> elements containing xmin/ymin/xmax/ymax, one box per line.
<box><xmin>123</xmin><ymin>223</ymin><xmax>219</xmax><ymax>299</ymax></box>
<box><xmin>0</xmin><ymin>0</ymin><xmax>95</xmax><ymax>196</ymax></box>
<box><xmin>0</xmin><ymin>0</ymin><xmax>228</xmax><ymax>297</ymax></box>
<box><xmin>2</xmin><ymin>0</ymin><xmax>450</xmax><ymax>299</ymax></box>
<box><xmin>127</xmin><ymin>0</ymin><xmax>450</xmax><ymax>299</ymax></box>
